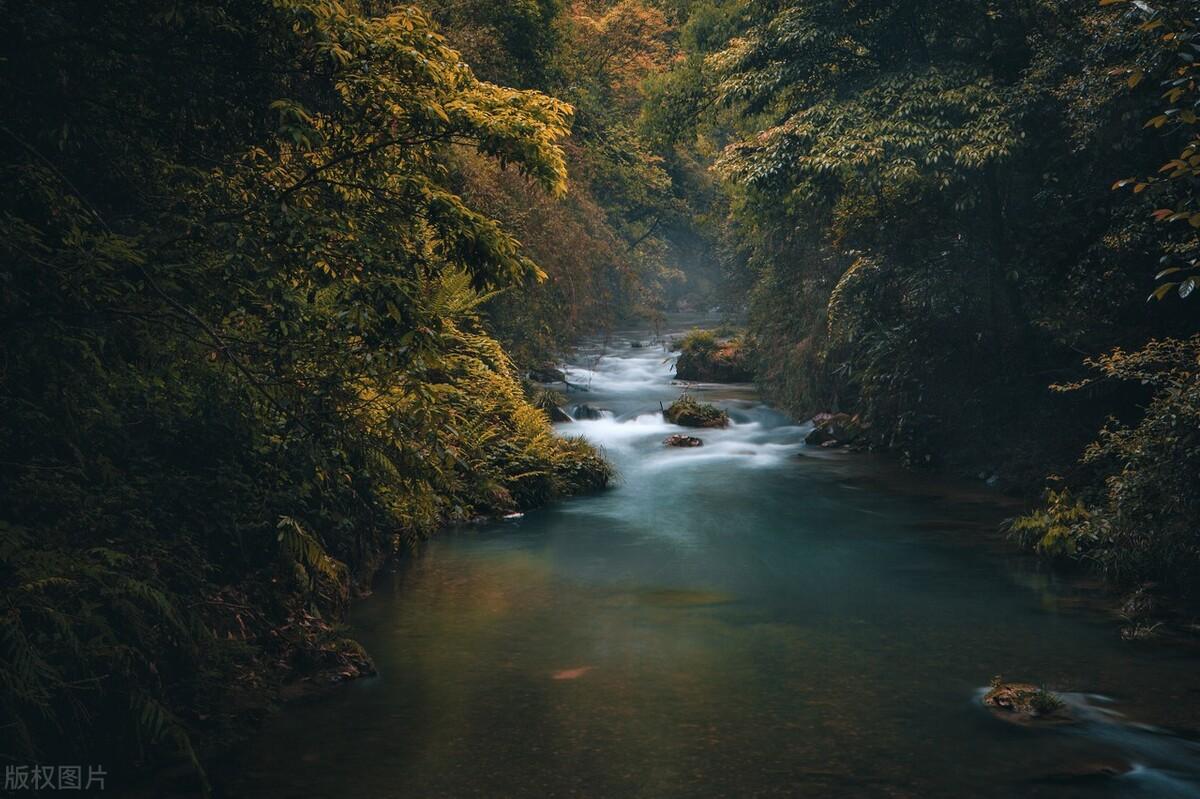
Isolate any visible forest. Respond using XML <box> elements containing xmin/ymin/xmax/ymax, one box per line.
<box><xmin>1</xmin><ymin>0</ymin><xmax>1199</xmax><ymax>796</ymax></box>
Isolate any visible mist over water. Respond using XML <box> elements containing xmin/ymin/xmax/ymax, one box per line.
<box><xmin>231</xmin><ymin>320</ymin><xmax>1200</xmax><ymax>799</ymax></box>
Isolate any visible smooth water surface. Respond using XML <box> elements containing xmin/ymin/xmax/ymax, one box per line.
<box><xmin>230</xmin><ymin>321</ymin><xmax>1200</xmax><ymax>799</ymax></box>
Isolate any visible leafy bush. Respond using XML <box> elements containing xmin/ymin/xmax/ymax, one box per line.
<box><xmin>1016</xmin><ymin>337</ymin><xmax>1200</xmax><ymax>596</ymax></box>
<box><xmin>676</xmin><ymin>328</ymin><xmax>719</xmax><ymax>354</ymax></box>
<box><xmin>1010</xmin><ymin>489</ymin><xmax>1098</xmax><ymax>555</ymax></box>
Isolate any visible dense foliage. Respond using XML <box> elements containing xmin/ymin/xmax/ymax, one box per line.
<box><xmin>1013</xmin><ymin>336</ymin><xmax>1200</xmax><ymax>597</ymax></box>
<box><xmin>421</xmin><ymin>0</ymin><xmax>724</xmax><ymax>361</ymax></box>
<box><xmin>0</xmin><ymin>0</ymin><xmax>614</xmax><ymax>789</ymax></box>
<box><xmin>6</xmin><ymin>0</ymin><xmax>1200</xmax><ymax>788</ymax></box>
<box><xmin>644</xmin><ymin>0</ymin><xmax>1200</xmax><ymax>598</ymax></box>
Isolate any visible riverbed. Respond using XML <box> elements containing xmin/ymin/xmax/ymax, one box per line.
<box><xmin>228</xmin><ymin>322</ymin><xmax>1200</xmax><ymax>798</ymax></box>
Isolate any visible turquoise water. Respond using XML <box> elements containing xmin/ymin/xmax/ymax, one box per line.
<box><xmin>228</xmin><ymin>324</ymin><xmax>1200</xmax><ymax>798</ymax></box>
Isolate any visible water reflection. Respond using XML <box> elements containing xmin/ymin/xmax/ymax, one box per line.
<box><xmin>229</xmin><ymin>321</ymin><xmax>1200</xmax><ymax>799</ymax></box>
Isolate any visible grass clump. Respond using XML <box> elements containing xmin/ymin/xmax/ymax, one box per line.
<box><xmin>1029</xmin><ymin>687</ymin><xmax>1066</xmax><ymax>716</ymax></box>
<box><xmin>676</xmin><ymin>328</ymin><xmax>719</xmax><ymax>353</ymax></box>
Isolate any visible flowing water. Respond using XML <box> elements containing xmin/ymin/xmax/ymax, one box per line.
<box><xmin>229</xmin><ymin>320</ymin><xmax>1200</xmax><ymax>799</ymax></box>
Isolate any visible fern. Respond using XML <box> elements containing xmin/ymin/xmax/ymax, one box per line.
<box><xmin>131</xmin><ymin>692</ymin><xmax>211</xmax><ymax>797</ymax></box>
<box><xmin>277</xmin><ymin>516</ymin><xmax>348</xmax><ymax>589</ymax></box>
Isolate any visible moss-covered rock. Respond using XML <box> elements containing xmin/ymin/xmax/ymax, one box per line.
<box><xmin>664</xmin><ymin>395</ymin><xmax>730</xmax><ymax>428</ymax></box>
<box><xmin>804</xmin><ymin>412</ymin><xmax>863</xmax><ymax>448</ymax></box>
<box><xmin>571</xmin><ymin>403</ymin><xmax>610</xmax><ymax>420</ymax></box>
<box><xmin>983</xmin><ymin>679</ymin><xmax>1073</xmax><ymax>725</ymax></box>
<box><xmin>551</xmin><ymin>436</ymin><xmax>615</xmax><ymax>494</ymax></box>
<box><xmin>673</xmin><ymin>329</ymin><xmax>754</xmax><ymax>383</ymax></box>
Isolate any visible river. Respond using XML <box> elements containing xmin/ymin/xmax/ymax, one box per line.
<box><xmin>228</xmin><ymin>320</ymin><xmax>1200</xmax><ymax>798</ymax></box>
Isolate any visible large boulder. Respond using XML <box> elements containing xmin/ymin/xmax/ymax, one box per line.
<box><xmin>805</xmin><ymin>412</ymin><xmax>862</xmax><ymax>448</ymax></box>
<box><xmin>528</xmin><ymin>364</ymin><xmax>567</xmax><ymax>384</ymax></box>
<box><xmin>571</xmin><ymin>403</ymin><xmax>610</xmax><ymax>420</ymax></box>
<box><xmin>664</xmin><ymin>395</ymin><xmax>729</xmax><ymax>428</ymax></box>
<box><xmin>664</xmin><ymin>435</ymin><xmax>704</xmax><ymax>448</ymax></box>
<box><xmin>568</xmin><ymin>400</ymin><xmax>614</xmax><ymax>419</ymax></box>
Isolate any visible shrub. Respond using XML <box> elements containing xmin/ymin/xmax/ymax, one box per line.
<box><xmin>676</xmin><ymin>328</ymin><xmax>719</xmax><ymax>354</ymax></box>
<box><xmin>1017</xmin><ymin>337</ymin><xmax>1200</xmax><ymax>597</ymax></box>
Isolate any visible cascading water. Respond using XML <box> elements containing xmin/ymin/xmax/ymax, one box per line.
<box><xmin>228</xmin><ymin>319</ymin><xmax>1200</xmax><ymax>799</ymax></box>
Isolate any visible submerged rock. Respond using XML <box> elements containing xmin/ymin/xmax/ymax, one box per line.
<box><xmin>664</xmin><ymin>434</ymin><xmax>704</xmax><ymax>448</ymax></box>
<box><xmin>983</xmin><ymin>679</ymin><xmax>1074</xmax><ymax>725</ymax></box>
<box><xmin>664</xmin><ymin>395</ymin><xmax>729</xmax><ymax>428</ymax></box>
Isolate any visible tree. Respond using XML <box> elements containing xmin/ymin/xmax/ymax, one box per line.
<box><xmin>0</xmin><ymin>0</ymin><xmax>607</xmax><ymax>786</ymax></box>
<box><xmin>1105</xmin><ymin>0</ymin><xmax>1200</xmax><ymax>301</ymax></box>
